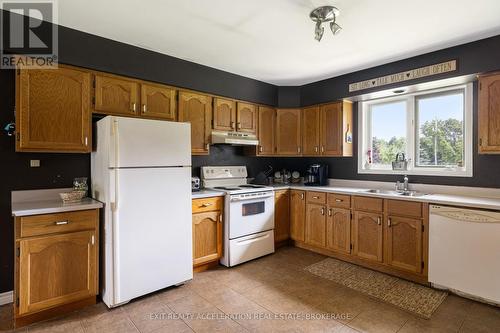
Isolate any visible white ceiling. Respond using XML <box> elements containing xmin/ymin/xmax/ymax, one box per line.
<box><xmin>54</xmin><ymin>0</ymin><xmax>500</xmax><ymax>85</ymax></box>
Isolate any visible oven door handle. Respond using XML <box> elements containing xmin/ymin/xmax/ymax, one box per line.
<box><xmin>235</xmin><ymin>233</ymin><xmax>270</xmax><ymax>245</ymax></box>
<box><xmin>230</xmin><ymin>194</ymin><xmax>274</xmax><ymax>202</ymax></box>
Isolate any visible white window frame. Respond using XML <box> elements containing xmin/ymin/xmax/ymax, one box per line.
<box><xmin>358</xmin><ymin>83</ymin><xmax>473</xmax><ymax>177</ymax></box>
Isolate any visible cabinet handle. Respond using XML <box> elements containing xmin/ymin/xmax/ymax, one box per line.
<box><xmin>297</xmin><ymin>146</ymin><xmax>301</xmax><ymax>154</ymax></box>
<box><xmin>237</xmin><ymin>122</ymin><xmax>241</xmax><ymax>129</ymax></box>
<box><xmin>91</xmin><ymin>235</ymin><xmax>95</xmax><ymax>245</ymax></box>
<box><xmin>321</xmin><ymin>208</ymin><xmax>325</xmax><ymax>215</ymax></box>
<box><xmin>259</xmin><ymin>145</ymin><xmax>263</xmax><ymax>153</ymax></box>
<box><xmin>132</xmin><ymin>103</ymin><xmax>137</xmax><ymax>112</ymax></box>
<box><xmin>300</xmin><ymin>193</ymin><xmax>304</xmax><ymax>200</ymax></box>
<box><xmin>312</xmin><ymin>196</ymin><xmax>320</xmax><ymax>199</ymax></box>
<box><xmin>314</xmin><ymin>146</ymin><xmax>318</xmax><ymax>153</ymax></box>
<box><xmin>201</xmin><ymin>203</ymin><xmax>212</xmax><ymax>207</ymax></box>
<box><xmin>55</xmin><ymin>220</ymin><xmax>69</xmax><ymax>225</ymax></box>
<box><xmin>328</xmin><ymin>209</ymin><xmax>332</xmax><ymax>216</ymax></box>
<box><xmin>377</xmin><ymin>217</ymin><xmax>381</xmax><ymax>225</ymax></box>
<box><xmin>231</xmin><ymin>121</ymin><xmax>235</xmax><ymax>129</ymax></box>
<box><xmin>219</xmin><ymin>215</ymin><xmax>222</xmax><ymax>223</ymax></box>
<box><xmin>84</xmin><ymin>137</ymin><xmax>88</xmax><ymax>146</ymax></box>
<box><xmin>142</xmin><ymin>104</ymin><xmax>147</xmax><ymax>113</ymax></box>
<box><xmin>388</xmin><ymin>218</ymin><xmax>392</xmax><ymax>227</ymax></box>
<box><xmin>321</xmin><ymin>146</ymin><xmax>325</xmax><ymax>153</ymax></box>
<box><xmin>335</xmin><ymin>199</ymin><xmax>343</xmax><ymax>202</ymax></box>
<box><xmin>205</xmin><ymin>143</ymin><xmax>210</xmax><ymax>150</ymax></box>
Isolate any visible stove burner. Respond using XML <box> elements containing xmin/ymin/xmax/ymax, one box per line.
<box><xmin>239</xmin><ymin>184</ymin><xmax>265</xmax><ymax>188</ymax></box>
<box><xmin>214</xmin><ymin>186</ymin><xmax>241</xmax><ymax>190</ymax></box>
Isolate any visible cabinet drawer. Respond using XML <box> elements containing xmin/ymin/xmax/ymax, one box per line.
<box><xmin>328</xmin><ymin>193</ymin><xmax>351</xmax><ymax>209</ymax></box>
<box><xmin>19</xmin><ymin>210</ymin><xmax>98</xmax><ymax>238</ymax></box>
<box><xmin>386</xmin><ymin>200</ymin><xmax>422</xmax><ymax>218</ymax></box>
<box><xmin>192</xmin><ymin>197</ymin><xmax>223</xmax><ymax>213</ymax></box>
<box><xmin>307</xmin><ymin>191</ymin><xmax>326</xmax><ymax>204</ymax></box>
<box><xmin>353</xmin><ymin>196</ymin><xmax>383</xmax><ymax>212</ymax></box>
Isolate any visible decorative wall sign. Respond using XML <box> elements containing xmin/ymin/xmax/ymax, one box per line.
<box><xmin>348</xmin><ymin>60</ymin><xmax>457</xmax><ymax>93</ymax></box>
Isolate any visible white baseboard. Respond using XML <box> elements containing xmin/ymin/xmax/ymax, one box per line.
<box><xmin>0</xmin><ymin>291</ymin><xmax>13</xmax><ymax>305</ymax></box>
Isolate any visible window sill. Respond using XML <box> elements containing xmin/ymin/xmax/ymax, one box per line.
<box><xmin>358</xmin><ymin>167</ymin><xmax>472</xmax><ymax>177</ymax></box>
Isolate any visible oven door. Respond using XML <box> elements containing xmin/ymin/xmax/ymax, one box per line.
<box><xmin>228</xmin><ymin>192</ymin><xmax>275</xmax><ymax>239</ymax></box>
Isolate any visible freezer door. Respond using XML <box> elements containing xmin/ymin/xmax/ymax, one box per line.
<box><xmin>110</xmin><ymin>167</ymin><xmax>192</xmax><ymax>305</ymax></box>
<box><xmin>110</xmin><ymin>116</ymin><xmax>191</xmax><ymax>168</ymax></box>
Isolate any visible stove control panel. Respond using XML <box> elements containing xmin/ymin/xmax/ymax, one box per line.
<box><xmin>201</xmin><ymin>166</ymin><xmax>248</xmax><ymax>180</ymax></box>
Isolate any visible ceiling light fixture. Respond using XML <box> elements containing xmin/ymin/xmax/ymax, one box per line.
<box><xmin>310</xmin><ymin>5</ymin><xmax>342</xmax><ymax>42</ymax></box>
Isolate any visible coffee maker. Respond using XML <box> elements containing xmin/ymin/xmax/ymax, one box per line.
<box><xmin>304</xmin><ymin>164</ymin><xmax>329</xmax><ymax>186</ymax></box>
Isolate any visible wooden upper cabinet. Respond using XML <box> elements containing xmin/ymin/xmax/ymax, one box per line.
<box><xmin>479</xmin><ymin>72</ymin><xmax>500</xmax><ymax>154</ymax></box>
<box><xmin>274</xmin><ymin>190</ymin><xmax>290</xmax><ymax>243</ymax></box>
<box><xmin>327</xmin><ymin>208</ymin><xmax>351</xmax><ymax>254</ymax></box>
<box><xmin>276</xmin><ymin>108</ymin><xmax>302</xmax><ymax>155</ymax></box>
<box><xmin>290</xmin><ymin>190</ymin><xmax>306</xmax><ymax>242</ymax></box>
<box><xmin>352</xmin><ymin>211</ymin><xmax>383</xmax><ymax>263</ymax></box>
<box><xmin>140</xmin><ymin>83</ymin><xmax>176</xmax><ymax>121</ymax></box>
<box><xmin>257</xmin><ymin>106</ymin><xmax>276</xmax><ymax>155</ymax></box>
<box><xmin>16</xmin><ymin>66</ymin><xmax>91</xmax><ymax>153</ymax></box>
<box><xmin>93</xmin><ymin>74</ymin><xmax>139</xmax><ymax>116</ymax></box>
<box><xmin>302</xmin><ymin>106</ymin><xmax>321</xmax><ymax>155</ymax></box>
<box><xmin>237</xmin><ymin>102</ymin><xmax>257</xmax><ymax>134</ymax></box>
<box><xmin>18</xmin><ymin>230</ymin><xmax>97</xmax><ymax>315</ymax></box>
<box><xmin>178</xmin><ymin>91</ymin><xmax>212</xmax><ymax>155</ymax></box>
<box><xmin>320</xmin><ymin>101</ymin><xmax>353</xmax><ymax>156</ymax></box>
<box><xmin>192</xmin><ymin>210</ymin><xmax>223</xmax><ymax>266</ymax></box>
<box><xmin>305</xmin><ymin>203</ymin><xmax>327</xmax><ymax>248</ymax></box>
<box><xmin>385</xmin><ymin>216</ymin><xmax>423</xmax><ymax>273</ymax></box>
<box><xmin>213</xmin><ymin>98</ymin><xmax>236</xmax><ymax>131</ymax></box>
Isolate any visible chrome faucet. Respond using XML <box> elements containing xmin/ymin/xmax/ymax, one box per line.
<box><xmin>396</xmin><ymin>175</ymin><xmax>409</xmax><ymax>192</ymax></box>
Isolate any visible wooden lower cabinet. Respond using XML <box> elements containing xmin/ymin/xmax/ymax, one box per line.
<box><xmin>14</xmin><ymin>209</ymin><xmax>99</xmax><ymax>326</ymax></box>
<box><xmin>290</xmin><ymin>190</ymin><xmax>306</xmax><ymax>241</ymax></box>
<box><xmin>274</xmin><ymin>190</ymin><xmax>290</xmax><ymax>244</ymax></box>
<box><xmin>352</xmin><ymin>211</ymin><xmax>383</xmax><ymax>263</ymax></box>
<box><xmin>305</xmin><ymin>203</ymin><xmax>327</xmax><ymax>247</ymax></box>
<box><xmin>385</xmin><ymin>215</ymin><xmax>423</xmax><ymax>273</ymax></box>
<box><xmin>192</xmin><ymin>197</ymin><xmax>223</xmax><ymax>267</ymax></box>
<box><xmin>326</xmin><ymin>208</ymin><xmax>351</xmax><ymax>254</ymax></box>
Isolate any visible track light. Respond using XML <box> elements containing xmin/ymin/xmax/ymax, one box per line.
<box><xmin>310</xmin><ymin>5</ymin><xmax>342</xmax><ymax>42</ymax></box>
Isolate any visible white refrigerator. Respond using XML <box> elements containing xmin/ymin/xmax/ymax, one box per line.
<box><xmin>91</xmin><ymin>116</ymin><xmax>193</xmax><ymax>308</ymax></box>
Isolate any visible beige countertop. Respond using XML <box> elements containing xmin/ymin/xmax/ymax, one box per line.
<box><xmin>191</xmin><ymin>190</ymin><xmax>225</xmax><ymax>199</ymax></box>
<box><xmin>12</xmin><ymin>188</ymin><xmax>103</xmax><ymax>217</ymax></box>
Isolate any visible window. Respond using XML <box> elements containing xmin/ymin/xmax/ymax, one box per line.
<box><xmin>358</xmin><ymin>83</ymin><xmax>473</xmax><ymax>177</ymax></box>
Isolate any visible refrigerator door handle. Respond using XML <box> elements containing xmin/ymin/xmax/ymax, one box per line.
<box><xmin>110</xmin><ymin>169</ymin><xmax>118</xmax><ymax>211</ymax></box>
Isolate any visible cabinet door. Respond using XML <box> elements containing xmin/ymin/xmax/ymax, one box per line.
<box><xmin>94</xmin><ymin>74</ymin><xmax>139</xmax><ymax>116</ymax></box>
<box><xmin>386</xmin><ymin>216</ymin><xmax>423</xmax><ymax>273</ymax></box>
<box><xmin>178</xmin><ymin>91</ymin><xmax>212</xmax><ymax>155</ymax></box>
<box><xmin>352</xmin><ymin>211</ymin><xmax>383</xmax><ymax>262</ymax></box>
<box><xmin>327</xmin><ymin>208</ymin><xmax>351</xmax><ymax>254</ymax></box>
<box><xmin>274</xmin><ymin>190</ymin><xmax>290</xmax><ymax>243</ymax></box>
<box><xmin>192</xmin><ymin>211</ymin><xmax>222</xmax><ymax>266</ymax></box>
<box><xmin>237</xmin><ymin>102</ymin><xmax>257</xmax><ymax>134</ymax></box>
<box><xmin>16</xmin><ymin>67</ymin><xmax>91</xmax><ymax>153</ymax></box>
<box><xmin>18</xmin><ymin>230</ymin><xmax>97</xmax><ymax>315</ymax></box>
<box><xmin>257</xmin><ymin>106</ymin><xmax>275</xmax><ymax>155</ymax></box>
<box><xmin>213</xmin><ymin>98</ymin><xmax>236</xmax><ymax>131</ymax></box>
<box><xmin>320</xmin><ymin>102</ymin><xmax>343</xmax><ymax>156</ymax></box>
<box><xmin>276</xmin><ymin>109</ymin><xmax>302</xmax><ymax>155</ymax></box>
<box><xmin>305</xmin><ymin>204</ymin><xmax>326</xmax><ymax>248</ymax></box>
<box><xmin>290</xmin><ymin>190</ymin><xmax>306</xmax><ymax>242</ymax></box>
<box><xmin>140</xmin><ymin>83</ymin><xmax>176</xmax><ymax>121</ymax></box>
<box><xmin>302</xmin><ymin>106</ymin><xmax>320</xmax><ymax>155</ymax></box>
<box><xmin>479</xmin><ymin>73</ymin><xmax>500</xmax><ymax>154</ymax></box>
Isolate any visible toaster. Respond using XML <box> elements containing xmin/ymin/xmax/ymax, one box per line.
<box><xmin>191</xmin><ymin>177</ymin><xmax>201</xmax><ymax>192</ymax></box>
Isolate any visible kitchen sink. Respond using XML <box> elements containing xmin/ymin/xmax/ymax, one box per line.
<box><xmin>398</xmin><ymin>190</ymin><xmax>429</xmax><ymax>197</ymax></box>
<box><xmin>363</xmin><ymin>189</ymin><xmax>400</xmax><ymax>195</ymax></box>
<box><xmin>362</xmin><ymin>189</ymin><xmax>429</xmax><ymax>197</ymax></box>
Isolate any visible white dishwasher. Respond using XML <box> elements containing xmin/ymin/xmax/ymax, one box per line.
<box><xmin>429</xmin><ymin>205</ymin><xmax>500</xmax><ymax>305</ymax></box>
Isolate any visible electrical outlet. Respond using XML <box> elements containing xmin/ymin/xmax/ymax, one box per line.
<box><xmin>30</xmin><ymin>160</ymin><xmax>40</xmax><ymax>168</ymax></box>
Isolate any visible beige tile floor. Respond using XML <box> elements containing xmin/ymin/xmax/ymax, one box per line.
<box><xmin>1</xmin><ymin>246</ymin><xmax>500</xmax><ymax>333</ymax></box>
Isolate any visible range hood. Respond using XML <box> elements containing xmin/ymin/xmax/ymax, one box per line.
<box><xmin>211</xmin><ymin>131</ymin><xmax>259</xmax><ymax>146</ymax></box>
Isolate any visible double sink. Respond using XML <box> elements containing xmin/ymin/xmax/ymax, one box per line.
<box><xmin>363</xmin><ymin>189</ymin><xmax>429</xmax><ymax>197</ymax></box>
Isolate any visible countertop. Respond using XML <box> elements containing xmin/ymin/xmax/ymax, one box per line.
<box><xmin>12</xmin><ymin>188</ymin><xmax>103</xmax><ymax>217</ymax></box>
<box><xmin>269</xmin><ymin>183</ymin><xmax>500</xmax><ymax>211</ymax></box>
<box><xmin>191</xmin><ymin>190</ymin><xmax>225</xmax><ymax>199</ymax></box>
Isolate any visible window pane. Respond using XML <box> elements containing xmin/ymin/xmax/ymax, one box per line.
<box><xmin>370</xmin><ymin>101</ymin><xmax>407</xmax><ymax>167</ymax></box>
<box><xmin>416</xmin><ymin>91</ymin><xmax>464</xmax><ymax>167</ymax></box>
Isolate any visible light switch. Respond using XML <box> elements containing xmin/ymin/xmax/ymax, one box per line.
<box><xmin>30</xmin><ymin>160</ymin><xmax>40</xmax><ymax>167</ymax></box>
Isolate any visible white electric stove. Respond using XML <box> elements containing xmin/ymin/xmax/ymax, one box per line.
<box><xmin>201</xmin><ymin>166</ymin><xmax>275</xmax><ymax>266</ymax></box>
